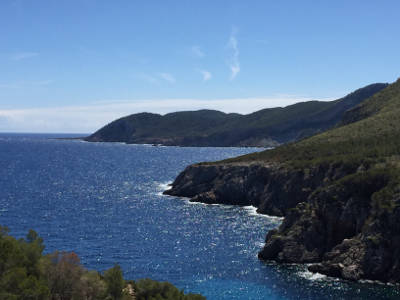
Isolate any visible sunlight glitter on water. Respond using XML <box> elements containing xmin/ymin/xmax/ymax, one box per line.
<box><xmin>1</xmin><ymin>134</ymin><xmax>399</xmax><ymax>300</ymax></box>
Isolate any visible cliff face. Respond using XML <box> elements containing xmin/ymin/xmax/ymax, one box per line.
<box><xmin>165</xmin><ymin>161</ymin><xmax>400</xmax><ymax>283</ymax></box>
<box><xmin>259</xmin><ymin>168</ymin><xmax>400</xmax><ymax>283</ymax></box>
<box><xmin>164</xmin><ymin>79</ymin><xmax>400</xmax><ymax>283</ymax></box>
<box><xmin>164</xmin><ymin>162</ymin><xmax>356</xmax><ymax>216</ymax></box>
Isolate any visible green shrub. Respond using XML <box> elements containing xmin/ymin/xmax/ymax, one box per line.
<box><xmin>134</xmin><ymin>278</ymin><xmax>206</xmax><ymax>300</ymax></box>
<box><xmin>0</xmin><ymin>228</ymin><xmax>207</xmax><ymax>299</ymax></box>
<box><xmin>104</xmin><ymin>264</ymin><xmax>125</xmax><ymax>300</ymax></box>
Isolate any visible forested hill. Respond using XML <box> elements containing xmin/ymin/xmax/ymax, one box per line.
<box><xmin>84</xmin><ymin>83</ymin><xmax>388</xmax><ymax>147</ymax></box>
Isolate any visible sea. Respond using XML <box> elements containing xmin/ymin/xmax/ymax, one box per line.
<box><xmin>0</xmin><ymin>133</ymin><xmax>398</xmax><ymax>299</ymax></box>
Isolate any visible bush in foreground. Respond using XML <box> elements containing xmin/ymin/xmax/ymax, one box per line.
<box><xmin>132</xmin><ymin>278</ymin><xmax>205</xmax><ymax>300</ymax></box>
<box><xmin>0</xmin><ymin>227</ymin><xmax>205</xmax><ymax>300</ymax></box>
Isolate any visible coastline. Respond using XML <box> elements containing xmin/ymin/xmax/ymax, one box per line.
<box><xmin>162</xmin><ymin>154</ymin><xmax>400</xmax><ymax>284</ymax></box>
<box><xmin>161</xmin><ymin>180</ymin><xmax>283</xmax><ymax>221</ymax></box>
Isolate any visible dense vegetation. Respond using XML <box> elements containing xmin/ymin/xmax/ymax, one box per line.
<box><xmin>132</xmin><ymin>279</ymin><xmax>204</xmax><ymax>300</ymax></box>
<box><xmin>0</xmin><ymin>227</ymin><xmax>205</xmax><ymax>300</ymax></box>
<box><xmin>85</xmin><ymin>83</ymin><xmax>387</xmax><ymax>147</ymax></box>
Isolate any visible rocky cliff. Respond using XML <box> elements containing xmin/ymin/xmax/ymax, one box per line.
<box><xmin>258</xmin><ymin>166</ymin><xmax>400</xmax><ymax>282</ymax></box>
<box><xmin>166</xmin><ymin>159</ymin><xmax>400</xmax><ymax>283</ymax></box>
<box><xmin>164</xmin><ymin>79</ymin><xmax>400</xmax><ymax>283</ymax></box>
<box><xmin>164</xmin><ymin>161</ymin><xmax>356</xmax><ymax>217</ymax></box>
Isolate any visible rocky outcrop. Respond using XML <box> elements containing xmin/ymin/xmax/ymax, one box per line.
<box><xmin>163</xmin><ymin>79</ymin><xmax>400</xmax><ymax>283</ymax></box>
<box><xmin>164</xmin><ymin>162</ymin><xmax>358</xmax><ymax>216</ymax></box>
<box><xmin>259</xmin><ymin>168</ymin><xmax>400</xmax><ymax>283</ymax></box>
<box><xmin>165</xmin><ymin>160</ymin><xmax>400</xmax><ymax>283</ymax></box>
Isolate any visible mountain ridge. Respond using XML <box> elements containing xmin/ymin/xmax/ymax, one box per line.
<box><xmin>85</xmin><ymin>83</ymin><xmax>388</xmax><ymax>147</ymax></box>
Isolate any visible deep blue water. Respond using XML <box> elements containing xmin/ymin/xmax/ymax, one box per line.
<box><xmin>0</xmin><ymin>133</ymin><xmax>398</xmax><ymax>299</ymax></box>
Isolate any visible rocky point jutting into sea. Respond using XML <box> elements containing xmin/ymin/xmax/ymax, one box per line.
<box><xmin>164</xmin><ymin>78</ymin><xmax>400</xmax><ymax>283</ymax></box>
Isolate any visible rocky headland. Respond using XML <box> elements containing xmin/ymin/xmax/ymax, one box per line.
<box><xmin>165</xmin><ymin>161</ymin><xmax>355</xmax><ymax>217</ymax></box>
<box><xmin>164</xmin><ymin>79</ymin><xmax>400</xmax><ymax>283</ymax></box>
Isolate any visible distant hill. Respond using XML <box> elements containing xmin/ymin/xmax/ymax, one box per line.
<box><xmin>165</xmin><ymin>78</ymin><xmax>400</xmax><ymax>282</ymax></box>
<box><xmin>84</xmin><ymin>83</ymin><xmax>388</xmax><ymax>147</ymax></box>
<box><xmin>227</xmin><ymin>79</ymin><xmax>399</xmax><ymax>165</ymax></box>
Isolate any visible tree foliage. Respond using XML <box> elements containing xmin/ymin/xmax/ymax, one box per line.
<box><xmin>0</xmin><ymin>226</ymin><xmax>49</xmax><ymax>299</ymax></box>
<box><xmin>134</xmin><ymin>278</ymin><xmax>206</xmax><ymax>300</ymax></box>
<box><xmin>103</xmin><ymin>264</ymin><xmax>124</xmax><ymax>300</ymax></box>
<box><xmin>0</xmin><ymin>228</ymin><xmax>206</xmax><ymax>299</ymax></box>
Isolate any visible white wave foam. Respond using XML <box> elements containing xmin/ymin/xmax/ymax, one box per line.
<box><xmin>157</xmin><ymin>181</ymin><xmax>172</xmax><ymax>191</ymax></box>
<box><xmin>297</xmin><ymin>269</ymin><xmax>327</xmax><ymax>281</ymax></box>
<box><xmin>130</xmin><ymin>143</ymin><xmax>153</xmax><ymax>146</ymax></box>
<box><xmin>255</xmin><ymin>241</ymin><xmax>265</xmax><ymax>248</ymax></box>
<box><xmin>155</xmin><ymin>181</ymin><xmax>172</xmax><ymax>196</ymax></box>
<box><xmin>242</xmin><ymin>205</ymin><xmax>284</xmax><ymax>221</ymax></box>
<box><xmin>182</xmin><ymin>199</ymin><xmax>236</xmax><ymax>209</ymax></box>
<box><xmin>242</xmin><ymin>205</ymin><xmax>258</xmax><ymax>215</ymax></box>
<box><xmin>183</xmin><ymin>198</ymin><xmax>208</xmax><ymax>206</ymax></box>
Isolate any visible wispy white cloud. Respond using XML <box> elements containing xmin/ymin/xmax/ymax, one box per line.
<box><xmin>11</xmin><ymin>52</ymin><xmax>39</xmax><ymax>61</ymax></box>
<box><xmin>227</xmin><ymin>27</ymin><xmax>240</xmax><ymax>80</ymax></box>
<box><xmin>32</xmin><ymin>80</ymin><xmax>53</xmax><ymax>86</ymax></box>
<box><xmin>0</xmin><ymin>83</ymin><xmax>19</xmax><ymax>89</ymax></box>
<box><xmin>198</xmin><ymin>70</ymin><xmax>212</xmax><ymax>81</ymax></box>
<box><xmin>134</xmin><ymin>73</ymin><xmax>158</xmax><ymax>84</ymax></box>
<box><xmin>158</xmin><ymin>73</ymin><xmax>176</xmax><ymax>83</ymax></box>
<box><xmin>0</xmin><ymin>80</ymin><xmax>53</xmax><ymax>89</ymax></box>
<box><xmin>134</xmin><ymin>73</ymin><xmax>176</xmax><ymax>84</ymax></box>
<box><xmin>191</xmin><ymin>45</ymin><xmax>204</xmax><ymax>58</ymax></box>
<box><xmin>0</xmin><ymin>95</ymin><xmax>333</xmax><ymax>133</ymax></box>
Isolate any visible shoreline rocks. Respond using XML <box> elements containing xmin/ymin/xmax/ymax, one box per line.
<box><xmin>164</xmin><ymin>161</ymin><xmax>400</xmax><ymax>283</ymax></box>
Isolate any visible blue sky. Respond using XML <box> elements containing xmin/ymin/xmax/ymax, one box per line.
<box><xmin>1</xmin><ymin>0</ymin><xmax>399</xmax><ymax>133</ymax></box>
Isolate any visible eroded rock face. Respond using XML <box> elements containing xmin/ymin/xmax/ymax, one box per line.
<box><xmin>164</xmin><ymin>162</ymin><xmax>353</xmax><ymax>216</ymax></box>
<box><xmin>260</xmin><ymin>170</ymin><xmax>400</xmax><ymax>283</ymax></box>
<box><xmin>165</xmin><ymin>161</ymin><xmax>400</xmax><ymax>283</ymax></box>
<box><xmin>308</xmin><ymin>193</ymin><xmax>400</xmax><ymax>283</ymax></box>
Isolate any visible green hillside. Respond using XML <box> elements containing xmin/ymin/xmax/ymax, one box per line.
<box><xmin>226</xmin><ymin>79</ymin><xmax>400</xmax><ymax>167</ymax></box>
<box><xmin>163</xmin><ymin>78</ymin><xmax>400</xmax><ymax>282</ymax></box>
<box><xmin>85</xmin><ymin>83</ymin><xmax>387</xmax><ymax>147</ymax></box>
<box><xmin>246</xmin><ymin>78</ymin><xmax>400</xmax><ymax>282</ymax></box>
